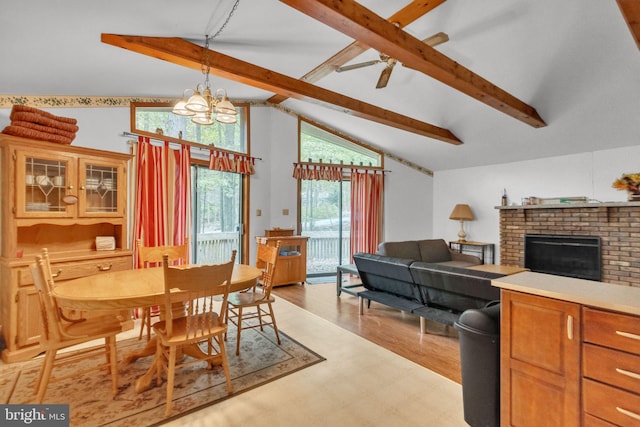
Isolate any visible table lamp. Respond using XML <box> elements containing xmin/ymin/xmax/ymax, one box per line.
<box><xmin>449</xmin><ymin>204</ymin><xmax>474</xmax><ymax>242</ymax></box>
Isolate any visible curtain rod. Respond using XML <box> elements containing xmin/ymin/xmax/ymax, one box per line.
<box><xmin>294</xmin><ymin>161</ymin><xmax>390</xmax><ymax>173</ymax></box>
<box><xmin>120</xmin><ymin>131</ymin><xmax>262</xmax><ymax>160</ymax></box>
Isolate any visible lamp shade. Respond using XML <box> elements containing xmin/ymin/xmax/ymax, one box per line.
<box><xmin>449</xmin><ymin>204</ymin><xmax>474</xmax><ymax>221</ymax></box>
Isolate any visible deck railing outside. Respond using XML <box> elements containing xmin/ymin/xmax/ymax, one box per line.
<box><xmin>194</xmin><ymin>231</ymin><xmax>349</xmax><ymax>274</ymax></box>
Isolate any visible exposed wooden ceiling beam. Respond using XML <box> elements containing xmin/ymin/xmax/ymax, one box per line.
<box><xmin>617</xmin><ymin>0</ymin><xmax>640</xmax><ymax>50</ymax></box>
<box><xmin>279</xmin><ymin>0</ymin><xmax>546</xmax><ymax>128</ymax></box>
<box><xmin>268</xmin><ymin>0</ymin><xmax>446</xmax><ymax>104</ymax></box>
<box><xmin>101</xmin><ymin>34</ymin><xmax>461</xmax><ymax>145</ymax></box>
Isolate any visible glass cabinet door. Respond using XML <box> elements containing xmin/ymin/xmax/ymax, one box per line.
<box><xmin>16</xmin><ymin>151</ymin><xmax>76</xmax><ymax>218</ymax></box>
<box><xmin>78</xmin><ymin>158</ymin><xmax>124</xmax><ymax>217</ymax></box>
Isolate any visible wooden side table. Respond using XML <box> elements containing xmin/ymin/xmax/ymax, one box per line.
<box><xmin>449</xmin><ymin>241</ymin><xmax>495</xmax><ymax>264</ymax></box>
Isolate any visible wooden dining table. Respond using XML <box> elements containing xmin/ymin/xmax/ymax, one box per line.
<box><xmin>52</xmin><ymin>263</ymin><xmax>262</xmax><ymax>393</ymax></box>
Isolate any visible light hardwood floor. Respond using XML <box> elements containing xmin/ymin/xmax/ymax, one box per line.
<box><xmin>273</xmin><ymin>279</ymin><xmax>462</xmax><ymax>383</ymax></box>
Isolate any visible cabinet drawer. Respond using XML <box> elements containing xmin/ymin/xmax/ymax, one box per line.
<box><xmin>583</xmin><ymin>379</ymin><xmax>640</xmax><ymax>426</ymax></box>
<box><xmin>584</xmin><ymin>413</ymin><xmax>618</xmax><ymax>427</ymax></box>
<box><xmin>18</xmin><ymin>256</ymin><xmax>132</xmax><ymax>286</ymax></box>
<box><xmin>583</xmin><ymin>307</ymin><xmax>640</xmax><ymax>355</ymax></box>
<box><xmin>584</xmin><ymin>343</ymin><xmax>640</xmax><ymax>394</ymax></box>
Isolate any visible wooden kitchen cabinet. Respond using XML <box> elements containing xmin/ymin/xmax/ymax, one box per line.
<box><xmin>0</xmin><ymin>134</ymin><xmax>133</xmax><ymax>362</ymax></box>
<box><xmin>494</xmin><ymin>272</ymin><xmax>640</xmax><ymax>427</ymax></box>
<box><xmin>582</xmin><ymin>308</ymin><xmax>640</xmax><ymax>426</ymax></box>
<box><xmin>500</xmin><ymin>290</ymin><xmax>581</xmax><ymax>427</ymax></box>
<box><xmin>256</xmin><ymin>235</ymin><xmax>308</xmax><ymax>286</ymax></box>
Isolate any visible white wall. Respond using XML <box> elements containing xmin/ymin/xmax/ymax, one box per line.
<box><xmin>433</xmin><ymin>145</ymin><xmax>640</xmax><ymax>262</ymax></box>
<box><xmin>383</xmin><ymin>158</ymin><xmax>433</xmax><ymax>241</ymax></box>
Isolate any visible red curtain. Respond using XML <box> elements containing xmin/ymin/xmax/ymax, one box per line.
<box><xmin>133</xmin><ymin>136</ymin><xmax>191</xmax><ymax>263</ymax></box>
<box><xmin>292</xmin><ymin>163</ymin><xmax>343</xmax><ymax>181</ymax></box>
<box><xmin>209</xmin><ymin>150</ymin><xmax>256</xmax><ymax>175</ymax></box>
<box><xmin>350</xmin><ymin>169</ymin><xmax>384</xmax><ymax>257</ymax></box>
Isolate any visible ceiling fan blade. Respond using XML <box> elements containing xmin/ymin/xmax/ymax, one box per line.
<box><xmin>335</xmin><ymin>60</ymin><xmax>382</xmax><ymax>72</ymax></box>
<box><xmin>376</xmin><ymin>60</ymin><xmax>396</xmax><ymax>89</ymax></box>
<box><xmin>422</xmin><ymin>32</ymin><xmax>449</xmax><ymax>47</ymax></box>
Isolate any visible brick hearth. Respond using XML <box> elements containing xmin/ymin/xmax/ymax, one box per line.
<box><xmin>499</xmin><ymin>202</ymin><xmax>640</xmax><ymax>287</ymax></box>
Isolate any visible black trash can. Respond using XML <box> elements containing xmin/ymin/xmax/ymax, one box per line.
<box><xmin>454</xmin><ymin>302</ymin><xmax>501</xmax><ymax>427</ymax></box>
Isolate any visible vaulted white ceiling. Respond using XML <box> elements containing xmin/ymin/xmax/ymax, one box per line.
<box><xmin>1</xmin><ymin>0</ymin><xmax>638</xmax><ymax>171</ymax></box>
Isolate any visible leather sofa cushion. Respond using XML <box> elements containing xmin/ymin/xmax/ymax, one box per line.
<box><xmin>376</xmin><ymin>241</ymin><xmax>421</xmax><ymax>260</ymax></box>
<box><xmin>410</xmin><ymin>263</ymin><xmax>503</xmax><ymax>312</ymax></box>
<box><xmin>417</xmin><ymin>239</ymin><xmax>453</xmax><ymax>263</ymax></box>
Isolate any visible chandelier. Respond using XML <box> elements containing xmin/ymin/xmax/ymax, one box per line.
<box><xmin>172</xmin><ymin>35</ymin><xmax>237</xmax><ymax>125</ymax></box>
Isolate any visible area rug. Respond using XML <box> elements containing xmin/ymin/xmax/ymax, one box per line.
<box><xmin>0</xmin><ymin>328</ymin><xmax>324</xmax><ymax>426</ymax></box>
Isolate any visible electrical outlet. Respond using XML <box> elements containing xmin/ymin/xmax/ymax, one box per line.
<box><xmin>282</xmin><ymin>209</ymin><xmax>289</xmax><ymax>215</ymax></box>
<box><xmin>256</xmin><ymin>209</ymin><xmax>262</xmax><ymax>216</ymax></box>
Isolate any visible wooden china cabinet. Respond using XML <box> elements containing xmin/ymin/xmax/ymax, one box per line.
<box><xmin>0</xmin><ymin>134</ymin><xmax>133</xmax><ymax>363</ymax></box>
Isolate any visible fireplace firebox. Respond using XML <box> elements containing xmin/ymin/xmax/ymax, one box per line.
<box><xmin>524</xmin><ymin>234</ymin><xmax>601</xmax><ymax>281</ymax></box>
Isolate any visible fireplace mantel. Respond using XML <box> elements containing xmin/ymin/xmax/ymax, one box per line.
<box><xmin>498</xmin><ymin>202</ymin><xmax>640</xmax><ymax>287</ymax></box>
<box><xmin>496</xmin><ymin>201</ymin><xmax>640</xmax><ymax>210</ymax></box>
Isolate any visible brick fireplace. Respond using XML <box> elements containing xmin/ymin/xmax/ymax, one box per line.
<box><xmin>499</xmin><ymin>202</ymin><xmax>640</xmax><ymax>288</ymax></box>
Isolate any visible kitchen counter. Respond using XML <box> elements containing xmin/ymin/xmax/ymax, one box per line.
<box><xmin>492</xmin><ymin>271</ymin><xmax>640</xmax><ymax>315</ymax></box>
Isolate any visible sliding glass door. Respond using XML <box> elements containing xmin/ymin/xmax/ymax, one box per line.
<box><xmin>191</xmin><ymin>165</ymin><xmax>243</xmax><ymax>263</ymax></box>
<box><xmin>301</xmin><ymin>179</ymin><xmax>351</xmax><ymax>275</ymax></box>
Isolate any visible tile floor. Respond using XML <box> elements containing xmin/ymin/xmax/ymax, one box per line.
<box><xmin>164</xmin><ymin>297</ymin><xmax>468</xmax><ymax>427</ymax></box>
<box><xmin>4</xmin><ymin>297</ymin><xmax>467</xmax><ymax>426</ymax></box>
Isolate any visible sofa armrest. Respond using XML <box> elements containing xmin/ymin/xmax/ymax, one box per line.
<box><xmin>450</xmin><ymin>251</ymin><xmax>482</xmax><ymax>265</ymax></box>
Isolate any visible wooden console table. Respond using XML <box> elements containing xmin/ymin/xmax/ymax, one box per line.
<box><xmin>256</xmin><ymin>235</ymin><xmax>308</xmax><ymax>286</ymax></box>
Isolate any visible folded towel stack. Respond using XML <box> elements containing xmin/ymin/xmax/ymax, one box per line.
<box><xmin>2</xmin><ymin>105</ymin><xmax>79</xmax><ymax>144</ymax></box>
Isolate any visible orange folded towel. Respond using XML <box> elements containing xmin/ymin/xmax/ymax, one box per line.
<box><xmin>11</xmin><ymin>120</ymin><xmax>77</xmax><ymax>141</ymax></box>
<box><xmin>10</xmin><ymin>111</ymin><xmax>79</xmax><ymax>133</ymax></box>
<box><xmin>1</xmin><ymin>125</ymin><xmax>73</xmax><ymax>145</ymax></box>
<box><xmin>11</xmin><ymin>105</ymin><xmax>78</xmax><ymax>125</ymax></box>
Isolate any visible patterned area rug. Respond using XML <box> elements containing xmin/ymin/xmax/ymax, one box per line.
<box><xmin>0</xmin><ymin>328</ymin><xmax>324</xmax><ymax>426</ymax></box>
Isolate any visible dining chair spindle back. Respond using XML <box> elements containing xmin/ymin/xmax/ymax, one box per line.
<box><xmin>227</xmin><ymin>241</ymin><xmax>282</xmax><ymax>355</ymax></box>
<box><xmin>152</xmin><ymin>250</ymin><xmax>236</xmax><ymax>416</ymax></box>
<box><xmin>136</xmin><ymin>238</ymin><xmax>189</xmax><ymax>341</ymax></box>
<box><xmin>31</xmin><ymin>249</ymin><xmax>129</xmax><ymax>403</ymax></box>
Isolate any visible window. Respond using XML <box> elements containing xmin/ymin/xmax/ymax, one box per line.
<box><xmin>298</xmin><ymin>119</ymin><xmax>383</xmax><ymax>275</ymax></box>
<box><xmin>300</xmin><ymin>120</ymin><xmax>381</xmax><ymax>167</ymax></box>
<box><xmin>191</xmin><ymin>165</ymin><xmax>243</xmax><ymax>264</ymax></box>
<box><xmin>130</xmin><ymin>102</ymin><xmax>248</xmax><ymax>153</ymax></box>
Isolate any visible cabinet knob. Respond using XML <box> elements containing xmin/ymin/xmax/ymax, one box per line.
<box><xmin>68</xmin><ymin>185</ymin><xmax>74</xmax><ymax>190</ymax></box>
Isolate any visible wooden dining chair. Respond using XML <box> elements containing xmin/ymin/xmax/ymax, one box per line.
<box><xmin>31</xmin><ymin>249</ymin><xmax>129</xmax><ymax>403</ymax></box>
<box><xmin>152</xmin><ymin>250</ymin><xmax>236</xmax><ymax>416</ymax></box>
<box><xmin>136</xmin><ymin>237</ymin><xmax>189</xmax><ymax>341</ymax></box>
<box><xmin>227</xmin><ymin>241</ymin><xmax>282</xmax><ymax>355</ymax></box>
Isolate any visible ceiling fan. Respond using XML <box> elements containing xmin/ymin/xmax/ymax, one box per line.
<box><xmin>335</xmin><ymin>32</ymin><xmax>449</xmax><ymax>89</ymax></box>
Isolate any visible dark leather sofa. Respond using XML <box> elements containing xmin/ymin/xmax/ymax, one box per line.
<box><xmin>353</xmin><ymin>239</ymin><xmax>504</xmax><ymax>332</ymax></box>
